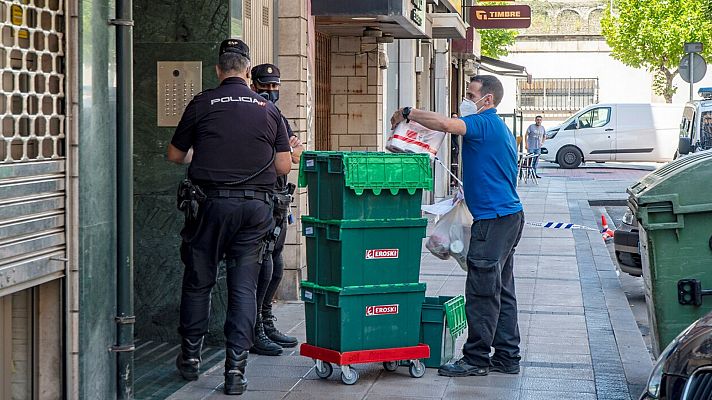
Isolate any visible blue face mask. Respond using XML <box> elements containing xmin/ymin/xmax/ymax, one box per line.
<box><xmin>258</xmin><ymin>90</ymin><xmax>279</xmax><ymax>104</ymax></box>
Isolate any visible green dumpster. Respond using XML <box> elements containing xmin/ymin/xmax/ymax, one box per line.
<box><xmin>301</xmin><ymin>281</ymin><xmax>426</xmax><ymax>352</ymax></box>
<box><xmin>628</xmin><ymin>151</ymin><xmax>712</xmax><ymax>356</ymax></box>
<box><xmin>302</xmin><ymin>216</ymin><xmax>427</xmax><ymax>287</ymax></box>
<box><xmin>298</xmin><ymin>151</ymin><xmax>433</xmax><ymax>220</ymax></box>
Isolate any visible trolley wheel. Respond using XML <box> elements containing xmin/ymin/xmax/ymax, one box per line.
<box><xmin>383</xmin><ymin>361</ymin><xmax>399</xmax><ymax>372</ymax></box>
<box><xmin>409</xmin><ymin>360</ymin><xmax>426</xmax><ymax>378</ymax></box>
<box><xmin>315</xmin><ymin>361</ymin><xmax>333</xmax><ymax>379</ymax></box>
<box><xmin>341</xmin><ymin>366</ymin><xmax>359</xmax><ymax>385</ymax></box>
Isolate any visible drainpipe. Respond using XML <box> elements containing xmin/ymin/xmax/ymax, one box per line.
<box><xmin>110</xmin><ymin>0</ymin><xmax>135</xmax><ymax>398</ymax></box>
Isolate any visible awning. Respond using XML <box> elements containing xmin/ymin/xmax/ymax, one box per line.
<box><xmin>312</xmin><ymin>0</ymin><xmax>430</xmax><ymax>38</ymax></box>
<box><xmin>430</xmin><ymin>13</ymin><xmax>467</xmax><ymax>39</ymax></box>
<box><xmin>478</xmin><ymin>56</ymin><xmax>531</xmax><ymax>81</ymax></box>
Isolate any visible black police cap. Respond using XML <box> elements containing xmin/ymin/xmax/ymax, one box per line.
<box><xmin>219</xmin><ymin>39</ymin><xmax>250</xmax><ymax>60</ymax></box>
<box><xmin>251</xmin><ymin>63</ymin><xmax>281</xmax><ymax>85</ymax></box>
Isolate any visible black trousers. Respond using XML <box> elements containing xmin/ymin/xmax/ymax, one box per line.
<box><xmin>178</xmin><ymin>197</ymin><xmax>273</xmax><ymax>352</ymax></box>
<box><xmin>462</xmin><ymin>211</ymin><xmax>525</xmax><ymax>367</ymax></box>
<box><xmin>256</xmin><ymin>211</ymin><xmax>288</xmax><ymax>314</ymax></box>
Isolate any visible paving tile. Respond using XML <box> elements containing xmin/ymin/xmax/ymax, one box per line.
<box><xmin>444</xmin><ymin>386</ymin><xmax>520</xmax><ymax>400</ymax></box>
<box><xmin>368</xmin><ymin>371</ymin><xmax>448</xmax><ymax>397</ymax></box>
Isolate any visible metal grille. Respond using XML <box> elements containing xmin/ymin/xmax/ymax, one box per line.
<box><xmin>244</xmin><ymin>0</ymin><xmax>251</xmax><ymax>19</ymax></box>
<box><xmin>0</xmin><ymin>0</ymin><xmax>66</xmax><ymax>296</ymax></box>
<box><xmin>314</xmin><ymin>31</ymin><xmax>331</xmax><ymax>151</ymax></box>
<box><xmin>262</xmin><ymin>5</ymin><xmax>268</xmax><ymax>26</ymax></box>
<box><xmin>517</xmin><ymin>78</ymin><xmax>598</xmax><ymax>113</ymax></box>
<box><xmin>685</xmin><ymin>370</ymin><xmax>712</xmax><ymax>400</ymax></box>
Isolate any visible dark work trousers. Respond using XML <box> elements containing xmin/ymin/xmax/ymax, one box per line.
<box><xmin>462</xmin><ymin>211</ymin><xmax>525</xmax><ymax>367</ymax></box>
<box><xmin>178</xmin><ymin>196</ymin><xmax>273</xmax><ymax>352</ymax></box>
<box><xmin>256</xmin><ymin>211</ymin><xmax>288</xmax><ymax>313</ymax></box>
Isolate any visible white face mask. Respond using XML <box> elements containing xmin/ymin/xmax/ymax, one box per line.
<box><xmin>459</xmin><ymin>95</ymin><xmax>489</xmax><ymax>117</ymax></box>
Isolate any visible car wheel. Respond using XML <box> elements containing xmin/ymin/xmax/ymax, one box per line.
<box><xmin>557</xmin><ymin>146</ymin><xmax>583</xmax><ymax>169</ymax></box>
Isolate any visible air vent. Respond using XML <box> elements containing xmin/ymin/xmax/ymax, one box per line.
<box><xmin>244</xmin><ymin>0</ymin><xmax>251</xmax><ymax>19</ymax></box>
<box><xmin>262</xmin><ymin>5</ymin><xmax>269</xmax><ymax>26</ymax></box>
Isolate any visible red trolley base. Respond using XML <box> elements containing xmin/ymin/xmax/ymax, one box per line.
<box><xmin>300</xmin><ymin>343</ymin><xmax>430</xmax><ymax>385</ymax></box>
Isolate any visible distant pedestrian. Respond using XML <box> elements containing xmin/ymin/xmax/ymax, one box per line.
<box><xmin>526</xmin><ymin>115</ymin><xmax>546</xmax><ymax>178</ymax></box>
<box><xmin>391</xmin><ymin>75</ymin><xmax>525</xmax><ymax>378</ymax></box>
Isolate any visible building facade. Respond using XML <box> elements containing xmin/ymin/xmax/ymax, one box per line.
<box><xmin>0</xmin><ymin>0</ymin><xmax>473</xmax><ymax>398</ymax></box>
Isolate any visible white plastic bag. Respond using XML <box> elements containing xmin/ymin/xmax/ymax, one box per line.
<box><xmin>425</xmin><ymin>200</ymin><xmax>472</xmax><ymax>271</ymax></box>
<box><xmin>386</xmin><ymin>120</ymin><xmax>446</xmax><ymax>158</ymax></box>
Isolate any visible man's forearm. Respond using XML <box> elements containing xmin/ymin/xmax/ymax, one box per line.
<box><xmin>409</xmin><ymin>109</ymin><xmax>467</xmax><ymax>136</ymax></box>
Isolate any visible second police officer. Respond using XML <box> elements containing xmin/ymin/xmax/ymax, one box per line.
<box><xmin>167</xmin><ymin>39</ymin><xmax>291</xmax><ymax>395</ymax></box>
<box><xmin>249</xmin><ymin>63</ymin><xmax>304</xmax><ymax>356</ymax></box>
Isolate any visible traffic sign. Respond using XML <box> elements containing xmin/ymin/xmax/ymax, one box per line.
<box><xmin>470</xmin><ymin>5</ymin><xmax>531</xmax><ymax>29</ymax></box>
<box><xmin>684</xmin><ymin>42</ymin><xmax>704</xmax><ymax>54</ymax></box>
<box><xmin>680</xmin><ymin>53</ymin><xmax>707</xmax><ymax>84</ymax></box>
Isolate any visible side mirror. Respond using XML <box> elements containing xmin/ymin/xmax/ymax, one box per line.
<box><xmin>679</xmin><ymin>137</ymin><xmax>692</xmax><ymax>155</ymax></box>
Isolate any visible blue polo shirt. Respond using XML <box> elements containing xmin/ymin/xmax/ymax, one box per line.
<box><xmin>460</xmin><ymin>108</ymin><xmax>523</xmax><ymax>220</ymax></box>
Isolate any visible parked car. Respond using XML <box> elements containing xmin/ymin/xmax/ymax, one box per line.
<box><xmin>541</xmin><ymin>103</ymin><xmax>684</xmax><ymax>168</ymax></box>
<box><xmin>640</xmin><ymin>311</ymin><xmax>712</xmax><ymax>399</ymax></box>
<box><xmin>678</xmin><ymin>87</ymin><xmax>712</xmax><ymax>156</ymax></box>
<box><xmin>613</xmin><ymin>207</ymin><xmax>642</xmax><ymax>276</ymax></box>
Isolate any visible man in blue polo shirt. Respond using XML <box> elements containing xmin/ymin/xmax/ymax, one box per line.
<box><xmin>391</xmin><ymin>75</ymin><xmax>525</xmax><ymax>377</ymax></box>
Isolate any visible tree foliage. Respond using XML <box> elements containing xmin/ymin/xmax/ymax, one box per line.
<box><xmin>479</xmin><ymin>29</ymin><xmax>518</xmax><ymax>59</ymax></box>
<box><xmin>601</xmin><ymin>0</ymin><xmax>712</xmax><ymax>102</ymax></box>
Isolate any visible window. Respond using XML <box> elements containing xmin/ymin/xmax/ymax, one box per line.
<box><xmin>577</xmin><ymin>107</ymin><xmax>611</xmax><ymax>129</ymax></box>
<box><xmin>701</xmin><ymin>111</ymin><xmax>712</xmax><ymax>149</ymax></box>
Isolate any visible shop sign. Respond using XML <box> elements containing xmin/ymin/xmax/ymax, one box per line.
<box><xmin>471</xmin><ymin>5</ymin><xmax>531</xmax><ymax>29</ymax></box>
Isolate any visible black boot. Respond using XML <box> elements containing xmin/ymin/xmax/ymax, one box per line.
<box><xmin>250</xmin><ymin>313</ymin><xmax>283</xmax><ymax>356</ymax></box>
<box><xmin>176</xmin><ymin>336</ymin><xmax>203</xmax><ymax>381</ymax></box>
<box><xmin>224</xmin><ymin>348</ymin><xmax>248</xmax><ymax>395</ymax></box>
<box><xmin>262</xmin><ymin>308</ymin><xmax>298</xmax><ymax>348</ymax></box>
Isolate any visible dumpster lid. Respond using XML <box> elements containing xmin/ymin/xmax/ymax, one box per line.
<box><xmin>301</xmin><ymin>216</ymin><xmax>428</xmax><ymax>228</ymax></box>
<box><xmin>298</xmin><ymin>151</ymin><xmax>434</xmax><ymax>194</ymax></box>
<box><xmin>627</xmin><ymin>151</ymin><xmax>712</xmax><ymax>210</ymax></box>
<box><xmin>301</xmin><ymin>281</ymin><xmax>426</xmax><ymax>295</ymax></box>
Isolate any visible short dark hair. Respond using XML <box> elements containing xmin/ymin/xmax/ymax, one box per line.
<box><xmin>218</xmin><ymin>52</ymin><xmax>250</xmax><ymax>74</ymax></box>
<box><xmin>535</xmin><ymin>115</ymin><xmax>543</xmax><ymax>119</ymax></box>
<box><xmin>470</xmin><ymin>75</ymin><xmax>504</xmax><ymax>106</ymax></box>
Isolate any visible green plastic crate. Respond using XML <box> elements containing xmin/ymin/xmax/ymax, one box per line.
<box><xmin>301</xmin><ymin>281</ymin><xmax>426</xmax><ymax>352</ymax></box>
<box><xmin>302</xmin><ymin>216</ymin><xmax>427</xmax><ymax>287</ymax></box>
<box><xmin>298</xmin><ymin>151</ymin><xmax>433</xmax><ymax>220</ymax></box>
<box><xmin>420</xmin><ymin>295</ymin><xmax>467</xmax><ymax>368</ymax></box>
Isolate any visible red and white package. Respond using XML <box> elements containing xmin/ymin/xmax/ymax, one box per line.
<box><xmin>386</xmin><ymin>121</ymin><xmax>446</xmax><ymax>157</ymax></box>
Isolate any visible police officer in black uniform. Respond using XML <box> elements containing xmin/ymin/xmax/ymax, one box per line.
<box><xmin>167</xmin><ymin>39</ymin><xmax>291</xmax><ymax>396</ymax></box>
<box><xmin>249</xmin><ymin>64</ymin><xmax>303</xmax><ymax>356</ymax></box>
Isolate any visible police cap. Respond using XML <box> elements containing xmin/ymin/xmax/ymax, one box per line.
<box><xmin>219</xmin><ymin>38</ymin><xmax>250</xmax><ymax>60</ymax></box>
<box><xmin>251</xmin><ymin>64</ymin><xmax>281</xmax><ymax>85</ymax></box>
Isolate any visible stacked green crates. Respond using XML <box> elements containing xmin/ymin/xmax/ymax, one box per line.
<box><xmin>299</xmin><ymin>151</ymin><xmax>432</xmax><ymax>352</ymax></box>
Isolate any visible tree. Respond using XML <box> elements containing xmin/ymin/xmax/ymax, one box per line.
<box><xmin>601</xmin><ymin>0</ymin><xmax>712</xmax><ymax>103</ymax></box>
<box><xmin>479</xmin><ymin>29</ymin><xmax>518</xmax><ymax>59</ymax></box>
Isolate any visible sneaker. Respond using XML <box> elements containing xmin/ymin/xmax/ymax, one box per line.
<box><xmin>490</xmin><ymin>359</ymin><xmax>520</xmax><ymax>374</ymax></box>
<box><xmin>535</xmin><ymin>174</ymin><xmax>542</xmax><ymax>179</ymax></box>
<box><xmin>438</xmin><ymin>358</ymin><xmax>489</xmax><ymax>377</ymax></box>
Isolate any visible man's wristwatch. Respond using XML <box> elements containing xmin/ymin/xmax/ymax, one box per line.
<box><xmin>402</xmin><ymin>107</ymin><xmax>412</xmax><ymax>122</ymax></box>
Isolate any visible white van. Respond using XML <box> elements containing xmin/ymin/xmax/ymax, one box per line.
<box><xmin>678</xmin><ymin>88</ymin><xmax>712</xmax><ymax>155</ymax></box>
<box><xmin>540</xmin><ymin>103</ymin><xmax>684</xmax><ymax>168</ymax></box>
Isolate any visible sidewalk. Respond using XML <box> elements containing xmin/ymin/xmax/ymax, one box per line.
<box><xmin>165</xmin><ymin>164</ymin><xmax>653</xmax><ymax>400</ymax></box>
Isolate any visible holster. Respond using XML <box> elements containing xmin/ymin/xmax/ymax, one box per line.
<box><xmin>271</xmin><ymin>183</ymin><xmax>296</xmax><ymax>215</ymax></box>
<box><xmin>177</xmin><ymin>179</ymin><xmax>207</xmax><ymax>222</ymax></box>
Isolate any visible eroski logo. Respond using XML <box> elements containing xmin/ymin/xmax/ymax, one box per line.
<box><xmin>366</xmin><ymin>304</ymin><xmax>399</xmax><ymax>316</ymax></box>
<box><xmin>365</xmin><ymin>249</ymin><xmax>399</xmax><ymax>259</ymax></box>
<box><xmin>210</xmin><ymin>96</ymin><xmax>267</xmax><ymax>106</ymax></box>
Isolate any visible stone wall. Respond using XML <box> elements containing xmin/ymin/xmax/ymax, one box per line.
<box><xmin>329</xmin><ymin>37</ymin><xmax>384</xmax><ymax>151</ymax></box>
<box><xmin>275</xmin><ymin>0</ymin><xmax>311</xmax><ymax>300</ymax></box>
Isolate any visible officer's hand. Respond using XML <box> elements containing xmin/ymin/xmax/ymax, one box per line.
<box><xmin>290</xmin><ymin>136</ymin><xmax>304</xmax><ymax>163</ymax></box>
<box><xmin>391</xmin><ymin>108</ymin><xmax>405</xmax><ymax>129</ymax></box>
